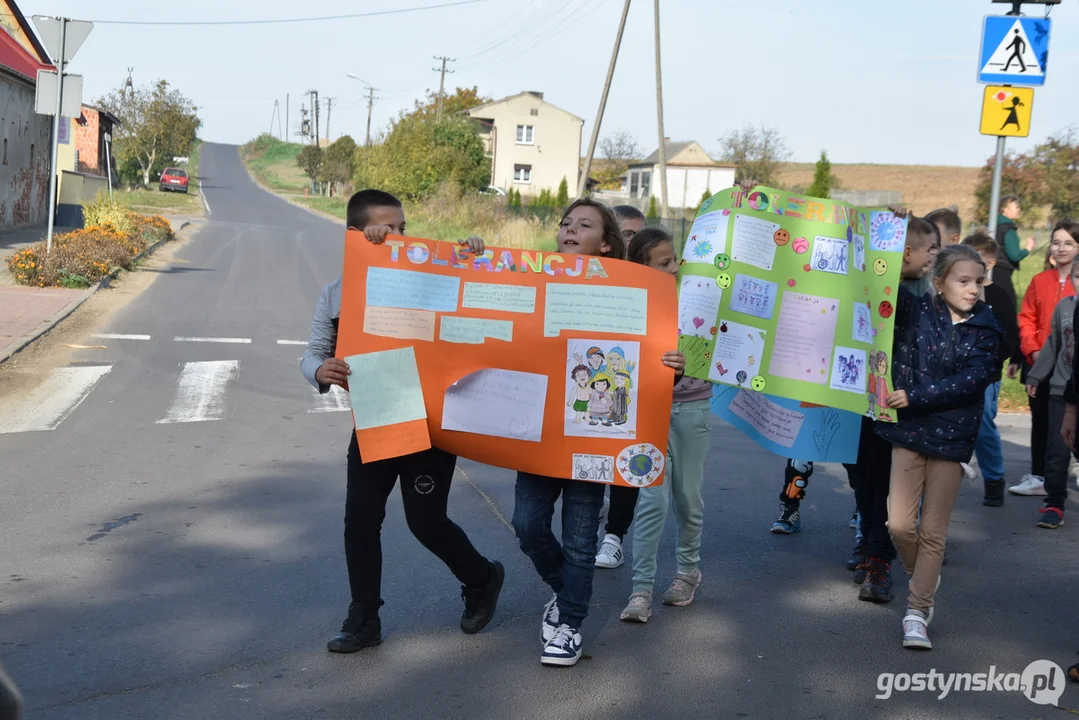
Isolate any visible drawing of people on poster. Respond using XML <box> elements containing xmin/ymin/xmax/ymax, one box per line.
<box><xmin>565</xmin><ymin>339</ymin><xmax>641</xmax><ymax>438</ymax></box>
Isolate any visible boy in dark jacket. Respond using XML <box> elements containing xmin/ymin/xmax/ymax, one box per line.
<box><xmin>962</xmin><ymin>234</ymin><xmax>1022</xmax><ymax>506</ymax></box>
<box><xmin>878</xmin><ymin>244</ymin><xmax>1001</xmax><ymax>650</ymax></box>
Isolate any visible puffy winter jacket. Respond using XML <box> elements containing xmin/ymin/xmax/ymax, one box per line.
<box><xmin>876</xmin><ymin>287</ymin><xmax>1002</xmax><ymax>462</ymax></box>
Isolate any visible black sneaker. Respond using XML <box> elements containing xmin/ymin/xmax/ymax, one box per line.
<box><xmin>846</xmin><ymin>542</ymin><xmax>866</xmax><ymax>571</ymax></box>
<box><xmin>460</xmin><ymin>560</ymin><xmax>505</xmax><ymax>634</ymax></box>
<box><xmin>327</xmin><ymin>603</ymin><xmax>381</xmax><ymax>653</ymax></box>
<box><xmin>982</xmin><ymin>480</ymin><xmax>1005</xmax><ymax>507</ymax></box>
<box><xmin>770</xmin><ymin>504</ymin><xmax>801</xmax><ymax>534</ymax></box>
<box><xmin>858</xmin><ymin>558</ymin><xmax>892</xmax><ymax>603</ymax></box>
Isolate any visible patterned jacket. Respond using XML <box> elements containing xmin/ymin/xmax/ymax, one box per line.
<box><xmin>876</xmin><ymin>287</ymin><xmax>1002</xmax><ymax>462</ymax></box>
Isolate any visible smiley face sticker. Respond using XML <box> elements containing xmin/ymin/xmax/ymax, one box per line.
<box><xmin>878</xmin><ymin>300</ymin><xmax>894</xmax><ymax>319</ymax></box>
<box><xmin>792</xmin><ymin>237</ymin><xmax>809</xmax><ymax>254</ymax></box>
<box><xmin>751</xmin><ymin>375</ymin><xmax>767</xmax><ymax>392</ymax></box>
<box><xmin>873</xmin><ymin>258</ymin><xmax>888</xmax><ymax>276</ymax></box>
<box><xmin>773</xmin><ymin>229</ymin><xmax>790</xmax><ymax>246</ymax></box>
<box><xmin>714</xmin><ymin>253</ymin><xmax>731</xmax><ymax>270</ymax></box>
<box><xmin>716</xmin><ymin>272</ymin><xmax>733</xmax><ymax>289</ymax></box>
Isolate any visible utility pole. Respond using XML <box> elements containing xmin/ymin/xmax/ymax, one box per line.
<box><xmin>308</xmin><ymin>89</ymin><xmax>320</xmax><ymax>146</ymax></box>
<box><xmin>365</xmin><ymin>86</ymin><xmax>379</xmax><ymax>146</ymax></box>
<box><xmin>432</xmin><ymin>55</ymin><xmax>455</xmax><ymax>121</ymax></box>
<box><xmin>578</xmin><ymin>0</ymin><xmax>632</xmax><ymax>198</ymax></box>
<box><xmin>285</xmin><ymin>93</ymin><xmax>289</xmax><ymax>141</ymax></box>
<box><xmin>653</xmin><ymin>0</ymin><xmax>668</xmax><ymax>219</ymax></box>
<box><xmin>270</xmin><ymin>99</ymin><xmax>280</xmax><ymax>138</ymax></box>
<box><xmin>324</xmin><ymin>97</ymin><xmax>335</xmax><ymax>143</ymax></box>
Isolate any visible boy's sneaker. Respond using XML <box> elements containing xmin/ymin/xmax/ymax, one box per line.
<box><xmin>662</xmin><ymin>569</ymin><xmax>702</xmax><ymax>606</ymax></box>
<box><xmin>902</xmin><ymin>609</ymin><xmax>932</xmax><ymax>650</ymax></box>
<box><xmin>1008</xmin><ymin>474</ymin><xmax>1047</xmax><ymax>496</ymax></box>
<box><xmin>541</xmin><ymin>594</ymin><xmax>560</xmax><ymax>644</ymax></box>
<box><xmin>327</xmin><ymin>603</ymin><xmax>381</xmax><ymax>653</ymax></box>
<box><xmin>849</xmin><ymin>508</ymin><xmax>860</xmax><ymax>529</ymax></box>
<box><xmin>595</xmin><ymin>533</ymin><xmax>624</xmax><ymax>568</ymax></box>
<box><xmin>1036</xmin><ymin>506</ymin><xmax>1065</xmax><ymax>529</ymax></box>
<box><xmin>858</xmin><ymin>558</ymin><xmax>893</xmax><ymax>603</ymax></box>
<box><xmin>620</xmin><ymin>591</ymin><xmax>653</xmax><ymax>623</ymax></box>
<box><xmin>460</xmin><ymin>560</ymin><xmax>504</xmax><ymax>634</ymax></box>
<box><xmin>541</xmin><ymin>624</ymin><xmax>583</xmax><ymax>667</ymax></box>
<box><xmin>770</xmin><ymin>504</ymin><xmax>801</xmax><ymax>534</ymax></box>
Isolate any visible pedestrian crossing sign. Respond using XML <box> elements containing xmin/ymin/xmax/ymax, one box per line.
<box><xmin>978</xmin><ymin>15</ymin><xmax>1050</xmax><ymax>86</ymax></box>
<box><xmin>980</xmin><ymin>86</ymin><xmax>1034</xmax><ymax>138</ymax></box>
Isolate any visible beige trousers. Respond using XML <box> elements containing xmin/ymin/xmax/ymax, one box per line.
<box><xmin>886</xmin><ymin>446</ymin><xmax>963</xmax><ymax>610</ymax></box>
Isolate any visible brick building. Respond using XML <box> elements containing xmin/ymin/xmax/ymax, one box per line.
<box><xmin>73</xmin><ymin>106</ymin><xmax>120</xmax><ymax>176</ymax></box>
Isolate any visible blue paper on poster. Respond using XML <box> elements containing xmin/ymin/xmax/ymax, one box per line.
<box><xmin>367</xmin><ymin>266</ymin><xmax>461</xmax><ymax>312</ymax></box>
<box><xmin>710</xmin><ymin>384</ymin><xmax>860</xmax><ymax>463</ymax></box>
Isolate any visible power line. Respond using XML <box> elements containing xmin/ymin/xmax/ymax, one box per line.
<box><xmin>69</xmin><ymin>0</ymin><xmax>485</xmax><ymax>26</ymax></box>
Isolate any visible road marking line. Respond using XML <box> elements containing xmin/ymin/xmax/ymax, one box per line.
<box><xmin>156</xmin><ymin>360</ymin><xmax>239</xmax><ymax>424</ymax></box>
<box><xmin>277</xmin><ymin>340</ymin><xmax>307</xmax><ymax>346</ymax></box>
<box><xmin>308</xmin><ymin>385</ymin><xmax>350</xmax><ymax>413</ymax></box>
<box><xmin>200</xmin><ymin>179</ymin><xmax>211</xmax><ymax>215</ymax></box>
<box><xmin>174</xmin><ymin>336</ymin><xmax>252</xmax><ymax>344</ymax></box>
<box><xmin>93</xmin><ymin>333</ymin><xmax>151</xmax><ymax>340</ymax></box>
<box><xmin>0</xmin><ymin>366</ymin><xmax>112</xmax><ymax>434</ymax></box>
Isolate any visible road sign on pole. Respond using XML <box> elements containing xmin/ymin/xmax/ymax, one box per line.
<box><xmin>978</xmin><ymin>15</ymin><xmax>1050</xmax><ymax>86</ymax></box>
<box><xmin>34</xmin><ymin>70</ymin><xmax>82</xmax><ymax>117</ymax></box>
<box><xmin>31</xmin><ymin>16</ymin><xmax>92</xmax><ymax>64</ymax></box>
<box><xmin>980</xmin><ymin>85</ymin><xmax>1034</xmax><ymax>138</ymax></box>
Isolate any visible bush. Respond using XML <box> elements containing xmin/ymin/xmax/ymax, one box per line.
<box><xmin>5</xmin><ymin>214</ymin><xmax>173</xmax><ymax>288</ymax></box>
<box><xmin>83</xmin><ymin>193</ymin><xmax>138</xmax><ymax>236</ymax></box>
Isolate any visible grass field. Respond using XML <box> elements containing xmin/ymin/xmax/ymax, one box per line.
<box><xmin>111</xmin><ymin>141</ymin><xmax>204</xmax><ymax>216</ymax></box>
<box><xmin>240</xmin><ymin>137</ymin><xmax>311</xmax><ymax>193</ymax></box>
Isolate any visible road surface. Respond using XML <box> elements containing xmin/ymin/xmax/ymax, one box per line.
<box><xmin>0</xmin><ymin>143</ymin><xmax>1076</xmax><ymax>719</ymax></box>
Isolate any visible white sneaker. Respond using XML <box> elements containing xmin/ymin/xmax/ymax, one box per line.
<box><xmin>541</xmin><ymin>594</ymin><xmax>559</xmax><ymax>645</ymax></box>
<box><xmin>902</xmin><ymin>609</ymin><xmax>932</xmax><ymax>650</ymax></box>
<box><xmin>1008</xmin><ymin>474</ymin><xmax>1047</xmax><ymax>496</ymax></box>
<box><xmin>541</xmin><ymin>624</ymin><xmax>583</xmax><ymax>667</ymax></box>
<box><xmin>595</xmin><ymin>533</ymin><xmax>624</xmax><ymax>569</ymax></box>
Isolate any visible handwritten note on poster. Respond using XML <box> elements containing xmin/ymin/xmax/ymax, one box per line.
<box><xmin>344</xmin><ymin>347</ymin><xmax>428</xmax><ymax>430</ymax></box>
<box><xmin>544</xmin><ymin>284</ymin><xmax>647</xmax><ymax>337</ymax></box>
<box><xmin>363</xmin><ymin>306</ymin><xmax>436</xmax><ymax>342</ymax></box>
<box><xmin>367</xmin><ymin>267</ymin><xmax>460</xmax><ymax>312</ymax></box>
<box><xmin>442</xmin><ymin>368</ymin><xmax>547</xmax><ymax>442</ymax></box>
<box><xmin>709</xmin><ymin>319</ymin><xmax>766</xmax><ymax>386</ymax></box>
<box><xmin>440</xmin><ymin>316</ymin><xmax>514</xmax><ymax>344</ymax></box>
<box><xmin>732</xmin><ymin>214</ymin><xmax>780</xmax><ymax>271</ymax></box>
<box><xmin>730</xmin><ymin>275</ymin><xmax>778</xmax><ymax>320</ymax></box>
<box><xmin>830</xmin><ymin>346</ymin><xmax>867</xmax><ymax>394</ymax></box>
<box><xmin>811</xmin><ymin>236</ymin><xmax>849</xmax><ymax>275</ymax></box>
<box><xmin>728</xmin><ymin>389</ymin><xmax>805</xmax><ymax>448</ymax></box>
<box><xmin>852</xmin><ymin>303</ymin><xmax>873</xmax><ymax>344</ymax></box>
<box><xmin>683</xmin><ymin>210</ymin><xmax>730</xmax><ymax>265</ymax></box>
<box><xmin>679</xmin><ymin>276</ymin><xmax>722</xmax><ymax>338</ymax></box>
<box><xmin>462</xmin><ymin>282</ymin><xmax>537</xmax><ymax>313</ymax></box>
<box><xmin>768</xmin><ymin>293</ymin><xmax>838</xmax><ymax>385</ymax></box>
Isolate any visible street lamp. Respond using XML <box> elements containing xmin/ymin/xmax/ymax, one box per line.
<box><xmin>345</xmin><ymin>72</ymin><xmax>379</xmax><ymax>147</ymax></box>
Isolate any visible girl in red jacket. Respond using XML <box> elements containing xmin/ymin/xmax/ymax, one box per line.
<box><xmin>1011</xmin><ymin>225</ymin><xmax>1078</xmax><ymax>496</ymax></box>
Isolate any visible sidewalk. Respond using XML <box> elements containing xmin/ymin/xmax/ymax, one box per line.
<box><xmin>0</xmin><ymin>217</ymin><xmax>190</xmax><ymax>364</ymax></box>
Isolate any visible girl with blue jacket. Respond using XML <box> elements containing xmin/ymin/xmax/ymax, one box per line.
<box><xmin>876</xmin><ymin>244</ymin><xmax>1002</xmax><ymax>651</ymax></box>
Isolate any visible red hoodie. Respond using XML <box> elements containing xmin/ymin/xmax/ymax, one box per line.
<box><xmin>1019</xmin><ymin>269</ymin><xmax>1076</xmax><ymax>362</ymax></box>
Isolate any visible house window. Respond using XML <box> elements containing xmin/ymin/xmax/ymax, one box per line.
<box><xmin>513</xmin><ymin>164</ymin><xmax>532</xmax><ymax>184</ymax></box>
<box><xmin>516</xmin><ymin>125</ymin><xmax>534</xmax><ymax>144</ymax></box>
<box><xmin>530</xmin><ymin>108</ymin><xmax>539</xmax><ymax>116</ymax></box>
<box><xmin>629</xmin><ymin>171</ymin><xmax>639</xmax><ymax>198</ymax></box>
<box><xmin>641</xmin><ymin>170</ymin><xmax>652</xmax><ymax>198</ymax></box>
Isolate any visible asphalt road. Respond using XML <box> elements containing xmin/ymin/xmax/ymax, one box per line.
<box><xmin>0</xmin><ymin>143</ymin><xmax>1076</xmax><ymax>720</ymax></box>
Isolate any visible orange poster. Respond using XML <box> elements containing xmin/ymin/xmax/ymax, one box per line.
<box><xmin>336</xmin><ymin>232</ymin><xmax>679</xmax><ymax>487</ymax></box>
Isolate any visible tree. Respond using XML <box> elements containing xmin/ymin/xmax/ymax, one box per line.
<box><xmin>973</xmin><ymin>150</ymin><xmax>1042</xmax><ymax>226</ymax></box>
<box><xmin>556</xmin><ymin>177</ymin><xmax>569</xmax><ymax>207</ymax></box>
<box><xmin>646</xmin><ymin>196</ymin><xmax>659</xmax><ymax>222</ymax></box>
<box><xmin>1030</xmin><ymin>128</ymin><xmax>1079</xmax><ymax>222</ymax></box>
<box><xmin>321</xmin><ymin>135</ymin><xmax>358</xmax><ymax>194</ymax></box>
<box><xmin>718</xmin><ymin>124</ymin><xmax>790</xmax><ymax>186</ymax></box>
<box><xmin>805</xmin><ymin>150</ymin><xmax>840</xmax><ymax>199</ymax></box>
<box><xmin>408</xmin><ymin>86</ymin><xmax>488</xmax><ymax>121</ymax></box>
<box><xmin>297</xmin><ymin>145</ymin><xmax>323</xmax><ymax>184</ymax></box>
<box><xmin>596</xmin><ymin>130</ymin><xmax>642</xmax><ymax>188</ymax></box>
<box><xmin>510</xmin><ymin>188</ymin><xmax>522</xmax><ymax>208</ymax></box>
<box><xmin>97</xmin><ymin>79</ymin><xmax>201</xmax><ymax>187</ymax></box>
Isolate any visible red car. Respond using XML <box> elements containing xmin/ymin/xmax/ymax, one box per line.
<box><xmin>159</xmin><ymin>167</ymin><xmax>189</xmax><ymax>193</ymax></box>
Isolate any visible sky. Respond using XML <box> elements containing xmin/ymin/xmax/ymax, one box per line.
<box><xmin>17</xmin><ymin>0</ymin><xmax>1079</xmax><ymax>168</ymax></box>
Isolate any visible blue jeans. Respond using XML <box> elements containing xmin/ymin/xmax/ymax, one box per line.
<box><xmin>973</xmin><ymin>381</ymin><xmax>1004</xmax><ymax>482</ymax></box>
<box><xmin>512</xmin><ymin>472</ymin><xmax>606</xmax><ymax>629</ymax></box>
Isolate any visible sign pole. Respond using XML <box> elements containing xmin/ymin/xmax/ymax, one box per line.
<box><xmin>104</xmin><ymin>134</ymin><xmax>114</xmax><ymax>200</ymax></box>
<box><xmin>987</xmin><ymin>136</ymin><xmax>1006</xmax><ymax>236</ymax></box>
<box><xmin>45</xmin><ymin>17</ymin><xmax>67</xmax><ymax>255</ymax></box>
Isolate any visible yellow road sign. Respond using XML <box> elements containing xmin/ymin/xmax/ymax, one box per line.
<box><xmin>980</xmin><ymin>85</ymin><xmax>1034</xmax><ymax>138</ymax></box>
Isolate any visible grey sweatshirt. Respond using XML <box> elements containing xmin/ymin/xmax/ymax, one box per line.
<box><xmin>1028</xmin><ymin>296</ymin><xmax>1076</xmax><ymax>397</ymax></box>
<box><xmin>301</xmin><ymin>278</ymin><xmax>342</xmax><ymax>393</ymax></box>
<box><xmin>674</xmin><ymin>376</ymin><xmax>713</xmax><ymax>404</ymax></box>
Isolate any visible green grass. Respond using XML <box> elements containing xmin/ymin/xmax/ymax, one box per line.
<box><xmin>241</xmin><ymin>136</ymin><xmax>309</xmax><ymax>193</ymax></box>
<box><xmin>112</xmin><ymin>141</ymin><xmax>204</xmax><ymax>216</ymax></box>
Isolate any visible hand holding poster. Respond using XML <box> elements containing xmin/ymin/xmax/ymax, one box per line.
<box><xmin>336</xmin><ymin>234</ymin><xmax>679</xmax><ymax>487</ymax></box>
<box><xmin>678</xmin><ymin>186</ymin><xmax>907</xmax><ymax>422</ymax></box>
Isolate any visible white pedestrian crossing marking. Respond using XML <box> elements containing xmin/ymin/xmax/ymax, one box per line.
<box><xmin>308</xmin><ymin>385</ymin><xmax>351</xmax><ymax>413</ymax></box>
<box><xmin>156</xmin><ymin>360</ymin><xmax>240</xmax><ymax>424</ymax></box>
<box><xmin>174</xmin><ymin>336</ymin><xmax>252</xmax><ymax>344</ymax></box>
<box><xmin>93</xmin><ymin>333</ymin><xmax>151</xmax><ymax>340</ymax></box>
<box><xmin>0</xmin><ymin>366</ymin><xmax>112</xmax><ymax>434</ymax></box>
<box><xmin>277</xmin><ymin>340</ymin><xmax>307</xmax><ymax>346</ymax></box>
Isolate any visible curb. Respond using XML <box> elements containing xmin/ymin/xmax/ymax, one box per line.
<box><xmin>0</xmin><ymin>220</ymin><xmax>195</xmax><ymax>366</ymax></box>
<box><xmin>238</xmin><ymin>148</ymin><xmax>344</xmax><ymax>226</ymax></box>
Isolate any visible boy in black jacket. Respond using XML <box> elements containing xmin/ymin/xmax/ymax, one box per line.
<box><xmin>963</xmin><ymin>234</ymin><xmax>1022</xmax><ymax>506</ymax></box>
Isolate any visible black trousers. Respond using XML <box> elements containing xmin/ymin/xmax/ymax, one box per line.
<box><xmin>1028</xmin><ymin>377</ymin><xmax>1051</xmax><ymax>478</ymax></box>
<box><xmin>1045</xmin><ymin>395</ymin><xmax>1071</xmax><ymax>510</ymax></box>
<box><xmin>994</xmin><ymin>264</ymin><xmax>1018</xmax><ymax>313</ymax></box>
<box><xmin>844</xmin><ymin>417</ymin><xmax>897</xmax><ymax>563</ymax></box>
<box><xmin>605</xmin><ymin>485</ymin><xmax>640</xmax><ymax>539</ymax></box>
<box><xmin>345</xmin><ymin>434</ymin><xmax>490</xmax><ymax>619</ymax></box>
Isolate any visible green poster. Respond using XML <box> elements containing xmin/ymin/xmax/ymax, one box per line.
<box><xmin>676</xmin><ymin>186</ymin><xmax>906</xmax><ymax>422</ymax></box>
